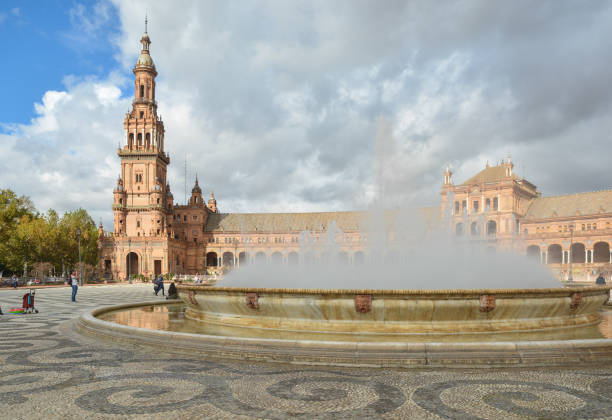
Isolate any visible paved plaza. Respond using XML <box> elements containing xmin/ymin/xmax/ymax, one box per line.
<box><xmin>1</xmin><ymin>284</ymin><xmax>612</xmax><ymax>419</ymax></box>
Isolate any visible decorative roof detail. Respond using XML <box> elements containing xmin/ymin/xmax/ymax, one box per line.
<box><xmin>460</xmin><ymin>164</ymin><xmax>519</xmax><ymax>186</ymax></box>
<box><xmin>135</xmin><ymin>19</ymin><xmax>155</xmax><ymax>71</ymax></box>
<box><xmin>192</xmin><ymin>177</ymin><xmax>202</xmax><ymax>194</ymax></box>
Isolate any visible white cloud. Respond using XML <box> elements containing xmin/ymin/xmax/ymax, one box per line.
<box><xmin>4</xmin><ymin>0</ymin><xmax>612</xmax><ymax>229</ymax></box>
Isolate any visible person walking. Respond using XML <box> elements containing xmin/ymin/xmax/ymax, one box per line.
<box><xmin>157</xmin><ymin>275</ymin><xmax>165</xmax><ymax>296</ymax></box>
<box><xmin>596</xmin><ymin>273</ymin><xmax>606</xmax><ymax>285</ymax></box>
<box><xmin>11</xmin><ymin>274</ymin><xmax>18</xmax><ymax>288</ymax></box>
<box><xmin>70</xmin><ymin>271</ymin><xmax>79</xmax><ymax>302</ymax></box>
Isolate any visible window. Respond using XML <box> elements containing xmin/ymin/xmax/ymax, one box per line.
<box><xmin>594</xmin><ymin>223</ymin><xmax>597</xmax><ymax>230</ymax></box>
<box><xmin>135</xmin><ymin>173</ymin><xmax>143</xmax><ymax>183</ymax></box>
<box><xmin>462</xmin><ymin>200</ymin><xmax>467</xmax><ymax>211</ymax></box>
<box><xmin>587</xmin><ymin>224</ymin><xmax>591</xmax><ymax>230</ymax></box>
<box><xmin>119</xmin><ymin>198</ymin><xmax>123</xmax><ymax>204</ymax></box>
<box><xmin>454</xmin><ymin>201</ymin><xmax>459</xmax><ymax>213</ymax></box>
<box><xmin>183</xmin><ymin>215</ymin><xmax>187</xmax><ymax>221</ymax></box>
<box><xmin>139</xmin><ymin>111</ymin><xmax>144</xmax><ymax>118</ymax></box>
<box><xmin>582</xmin><ymin>224</ymin><xmax>586</xmax><ymax>231</ymax></box>
<box><xmin>193</xmin><ymin>215</ymin><xmax>198</xmax><ymax>220</ymax></box>
<box><xmin>473</xmin><ymin>201</ymin><xmax>479</xmax><ymax>212</ymax></box>
<box><xmin>486</xmin><ymin>198</ymin><xmax>491</xmax><ymax>209</ymax></box>
<box><xmin>493</xmin><ymin>197</ymin><xmax>498</xmax><ymax>211</ymax></box>
<box><xmin>140</xmin><ymin>85</ymin><xmax>144</xmax><ymax>97</ymax></box>
<box><xmin>136</xmin><ymin>221</ymin><xmax>140</xmax><ymax>228</ymax></box>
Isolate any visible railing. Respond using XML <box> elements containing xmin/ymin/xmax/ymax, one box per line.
<box><xmin>132</xmin><ymin>97</ymin><xmax>157</xmax><ymax>106</ymax></box>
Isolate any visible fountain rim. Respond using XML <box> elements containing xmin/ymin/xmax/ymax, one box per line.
<box><xmin>77</xmin><ymin>300</ymin><xmax>612</xmax><ymax>368</ymax></box>
<box><xmin>177</xmin><ymin>284</ymin><xmax>610</xmax><ymax>297</ymax></box>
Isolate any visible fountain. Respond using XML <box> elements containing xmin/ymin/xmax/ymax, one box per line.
<box><xmin>78</xmin><ymin>209</ymin><xmax>612</xmax><ymax>367</ymax></box>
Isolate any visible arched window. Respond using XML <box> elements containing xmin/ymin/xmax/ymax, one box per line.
<box><xmin>137</xmin><ymin>133</ymin><xmax>142</xmax><ymax>147</ymax></box>
<box><xmin>486</xmin><ymin>220</ymin><xmax>497</xmax><ymax>236</ymax></box>
<box><xmin>547</xmin><ymin>244</ymin><xmax>562</xmax><ymax>264</ymax></box>
<box><xmin>593</xmin><ymin>242</ymin><xmax>610</xmax><ymax>263</ymax></box>
<box><xmin>570</xmin><ymin>243</ymin><xmax>585</xmax><ymax>263</ymax></box>
<box><xmin>128</xmin><ymin>133</ymin><xmax>134</xmax><ymax>149</ymax></box>
<box><xmin>493</xmin><ymin>197</ymin><xmax>498</xmax><ymax>211</ymax></box>
<box><xmin>455</xmin><ymin>222</ymin><xmax>463</xmax><ymax>236</ymax></box>
<box><xmin>145</xmin><ymin>133</ymin><xmax>150</xmax><ymax>148</ymax></box>
<box><xmin>526</xmin><ymin>245</ymin><xmax>540</xmax><ymax>260</ymax></box>
<box><xmin>140</xmin><ymin>84</ymin><xmax>144</xmax><ymax>98</ymax></box>
<box><xmin>470</xmin><ymin>221</ymin><xmax>478</xmax><ymax>236</ymax></box>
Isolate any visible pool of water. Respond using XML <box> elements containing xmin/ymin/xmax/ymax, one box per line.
<box><xmin>98</xmin><ymin>304</ymin><xmax>612</xmax><ymax>343</ymax></box>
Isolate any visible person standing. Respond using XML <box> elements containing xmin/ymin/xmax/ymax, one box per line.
<box><xmin>70</xmin><ymin>271</ymin><xmax>79</xmax><ymax>302</ymax></box>
<box><xmin>11</xmin><ymin>274</ymin><xmax>18</xmax><ymax>288</ymax></box>
<box><xmin>596</xmin><ymin>273</ymin><xmax>606</xmax><ymax>285</ymax></box>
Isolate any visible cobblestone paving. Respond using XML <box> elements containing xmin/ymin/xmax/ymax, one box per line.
<box><xmin>1</xmin><ymin>284</ymin><xmax>612</xmax><ymax>419</ymax></box>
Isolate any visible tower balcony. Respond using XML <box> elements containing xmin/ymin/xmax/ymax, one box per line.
<box><xmin>133</xmin><ymin>97</ymin><xmax>157</xmax><ymax>106</ymax></box>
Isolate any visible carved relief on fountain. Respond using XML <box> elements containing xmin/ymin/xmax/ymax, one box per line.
<box><xmin>479</xmin><ymin>294</ymin><xmax>496</xmax><ymax>312</ymax></box>
<box><xmin>355</xmin><ymin>294</ymin><xmax>372</xmax><ymax>313</ymax></box>
<box><xmin>246</xmin><ymin>292</ymin><xmax>259</xmax><ymax>309</ymax></box>
<box><xmin>570</xmin><ymin>292</ymin><xmax>583</xmax><ymax>311</ymax></box>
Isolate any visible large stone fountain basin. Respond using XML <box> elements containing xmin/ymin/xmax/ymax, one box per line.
<box><xmin>178</xmin><ymin>285</ymin><xmax>610</xmax><ymax>337</ymax></box>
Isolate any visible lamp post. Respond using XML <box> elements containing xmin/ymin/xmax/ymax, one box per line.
<box><xmin>568</xmin><ymin>224</ymin><xmax>574</xmax><ymax>284</ymax></box>
<box><xmin>77</xmin><ymin>228</ymin><xmax>82</xmax><ymax>286</ymax></box>
<box><xmin>128</xmin><ymin>238</ymin><xmax>132</xmax><ymax>284</ymax></box>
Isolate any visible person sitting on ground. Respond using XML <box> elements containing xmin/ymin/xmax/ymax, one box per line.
<box><xmin>596</xmin><ymin>273</ymin><xmax>606</xmax><ymax>285</ymax></box>
<box><xmin>166</xmin><ymin>282</ymin><xmax>178</xmax><ymax>300</ymax></box>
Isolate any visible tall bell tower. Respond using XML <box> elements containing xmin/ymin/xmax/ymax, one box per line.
<box><xmin>113</xmin><ymin>21</ymin><xmax>171</xmax><ymax>238</ymax></box>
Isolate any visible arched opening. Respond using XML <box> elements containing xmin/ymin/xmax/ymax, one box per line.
<box><xmin>594</xmin><ymin>242</ymin><xmax>610</xmax><ymax>263</ymax></box>
<box><xmin>137</xmin><ymin>133</ymin><xmax>143</xmax><ymax>148</ymax></box>
<box><xmin>288</xmin><ymin>252</ymin><xmax>299</xmax><ymax>265</ymax></box>
<box><xmin>354</xmin><ymin>251</ymin><xmax>365</xmax><ymax>265</ymax></box>
<box><xmin>222</xmin><ymin>251</ymin><xmax>234</xmax><ymax>267</ymax></box>
<box><xmin>526</xmin><ymin>245</ymin><xmax>540</xmax><ymax>260</ymax></box>
<box><xmin>238</xmin><ymin>252</ymin><xmax>247</xmax><ymax>265</ymax></box>
<box><xmin>338</xmin><ymin>251</ymin><xmax>349</xmax><ymax>264</ymax></box>
<box><xmin>493</xmin><ymin>197</ymin><xmax>498</xmax><ymax>211</ymax></box>
<box><xmin>255</xmin><ymin>251</ymin><xmax>266</xmax><ymax>264</ymax></box>
<box><xmin>145</xmin><ymin>133</ymin><xmax>150</xmax><ymax>148</ymax></box>
<box><xmin>571</xmin><ymin>243</ymin><xmax>586</xmax><ymax>263</ymax></box>
<box><xmin>126</xmin><ymin>252</ymin><xmax>139</xmax><ymax>277</ymax></box>
<box><xmin>485</xmin><ymin>198</ymin><xmax>491</xmax><ymax>211</ymax></box>
<box><xmin>455</xmin><ymin>222</ymin><xmax>463</xmax><ymax>236</ymax></box>
<box><xmin>547</xmin><ymin>244</ymin><xmax>562</xmax><ymax>264</ymax></box>
<box><xmin>128</xmin><ymin>133</ymin><xmax>134</xmax><ymax>149</ymax></box>
<box><xmin>140</xmin><ymin>84</ymin><xmax>144</xmax><ymax>98</ymax></box>
<box><xmin>470</xmin><ymin>221</ymin><xmax>479</xmax><ymax>236</ymax></box>
<box><xmin>271</xmin><ymin>252</ymin><xmax>283</xmax><ymax>265</ymax></box>
<box><xmin>206</xmin><ymin>252</ymin><xmax>218</xmax><ymax>267</ymax></box>
<box><xmin>486</xmin><ymin>220</ymin><xmax>497</xmax><ymax>236</ymax></box>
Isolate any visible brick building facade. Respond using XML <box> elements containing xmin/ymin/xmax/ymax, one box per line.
<box><xmin>98</xmin><ymin>30</ymin><xmax>612</xmax><ymax>283</ymax></box>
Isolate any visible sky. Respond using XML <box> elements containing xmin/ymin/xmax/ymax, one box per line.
<box><xmin>1</xmin><ymin>0</ymin><xmax>612</xmax><ymax>229</ymax></box>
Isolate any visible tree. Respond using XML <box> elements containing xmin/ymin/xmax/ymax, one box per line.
<box><xmin>0</xmin><ymin>190</ymin><xmax>99</xmax><ymax>276</ymax></box>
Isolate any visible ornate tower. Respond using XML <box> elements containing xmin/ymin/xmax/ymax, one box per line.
<box><xmin>113</xmin><ymin>24</ymin><xmax>170</xmax><ymax>238</ymax></box>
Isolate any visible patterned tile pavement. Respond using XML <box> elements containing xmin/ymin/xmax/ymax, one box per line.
<box><xmin>1</xmin><ymin>284</ymin><xmax>612</xmax><ymax>419</ymax></box>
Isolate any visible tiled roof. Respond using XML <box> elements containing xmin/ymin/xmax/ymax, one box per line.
<box><xmin>205</xmin><ymin>211</ymin><xmax>367</xmax><ymax>232</ymax></box>
<box><xmin>461</xmin><ymin>165</ymin><xmax>518</xmax><ymax>185</ymax></box>
<box><xmin>525</xmin><ymin>190</ymin><xmax>612</xmax><ymax>219</ymax></box>
<box><xmin>204</xmin><ymin>207</ymin><xmax>441</xmax><ymax>233</ymax></box>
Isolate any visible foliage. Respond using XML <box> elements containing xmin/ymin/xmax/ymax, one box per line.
<box><xmin>0</xmin><ymin>189</ymin><xmax>99</xmax><ymax>276</ymax></box>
